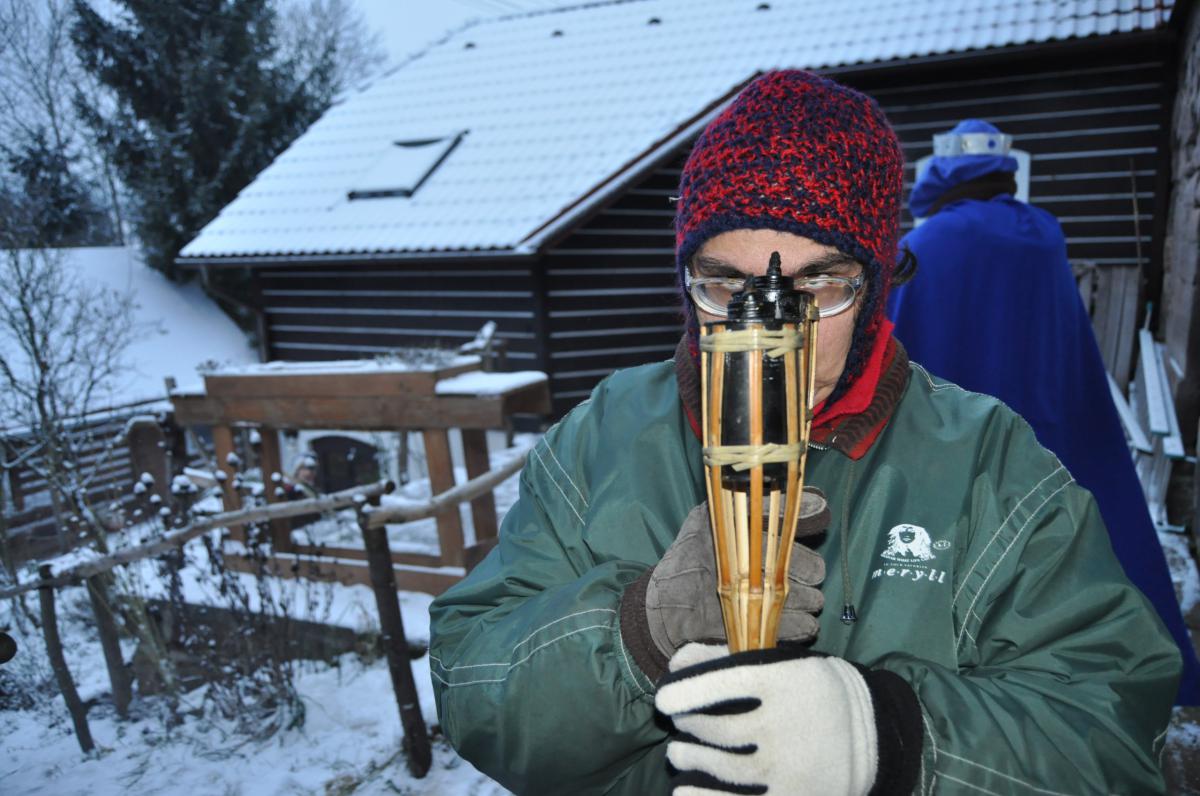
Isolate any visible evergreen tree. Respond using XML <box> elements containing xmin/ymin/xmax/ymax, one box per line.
<box><xmin>70</xmin><ymin>1</ymin><xmax>342</xmax><ymax>279</ymax></box>
<box><xmin>0</xmin><ymin>128</ymin><xmax>115</xmax><ymax>248</ymax></box>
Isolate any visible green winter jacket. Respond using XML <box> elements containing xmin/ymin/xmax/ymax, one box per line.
<box><xmin>429</xmin><ymin>357</ymin><xmax>1180</xmax><ymax>795</ymax></box>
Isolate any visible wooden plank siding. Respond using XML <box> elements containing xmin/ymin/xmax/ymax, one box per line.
<box><xmin>257</xmin><ymin>263</ymin><xmax>544</xmax><ymax>369</ymax></box>
<box><xmin>3</xmin><ymin>413</ymin><xmax>142</xmax><ymax>562</ymax></box>
<box><xmin>541</xmin><ymin>165</ymin><xmax>682</xmax><ymax>415</ymax></box>
<box><xmin>246</xmin><ymin>38</ymin><xmax>1171</xmax><ymax>422</ymax></box>
<box><xmin>540</xmin><ymin>40</ymin><xmax>1171</xmax><ymax>415</ymax></box>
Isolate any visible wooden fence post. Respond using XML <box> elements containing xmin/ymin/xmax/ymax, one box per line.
<box><xmin>256</xmin><ymin>425</ymin><xmax>291</xmax><ymax>551</ymax></box>
<box><xmin>126</xmin><ymin>418</ymin><xmax>169</xmax><ymax>501</ymax></box>
<box><xmin>460</xmin><ymin>430</ymin><xmax>497</xmax><ymax>545</ymax></box>
<box><xmin>38</xmin><ymin>565</ymin><xmax>94</xmax><ymax>753</ymax></box>
<box><xmin>422</xmin><ymin>430</ymin><xmax>464</xmax><ymax>567</ymax></box>
<box><xmin>211</xmin><ymin>424</ymin><xmax>240</xmax><ymax>511</ymax></box>
<box><xmin>86</xmin><ymin>573</ymin><xmax>132</xmax><ymax>718</ymax></box>
<box><xmin>358</xmin><ymin>514</ymin><xmax>431</xmax><ymax>777</ymax></box>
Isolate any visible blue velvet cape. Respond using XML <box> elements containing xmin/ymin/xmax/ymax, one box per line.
<box><xmin>888</xmin><ymin>196</ymin><xmax>1199</xmax><ymax>704</ymax></box>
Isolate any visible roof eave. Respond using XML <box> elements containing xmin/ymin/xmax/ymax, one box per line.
<box><xmin>175</xmin><ymin>246</ymin><xmax>536</xmax><ymax>268</ymax></box>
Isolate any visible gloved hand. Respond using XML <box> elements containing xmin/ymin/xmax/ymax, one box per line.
<box><xmin>656</xmin><ymin>642</ymin><xmax>923</xmax><ymax>795</ymax></box>
<box><xmin>619</xmin><ymin>487</ymin><xmax>830</xmax><ymax>682</ymax></box>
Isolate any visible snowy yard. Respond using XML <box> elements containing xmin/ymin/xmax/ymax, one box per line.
<box><xmin>0</xmin><ymin>438</ymin><xmax>529</xmax><ymax>795</ymax></box>
<box><xmin>1</xmin><ymin>581</ymin><xmax>509</xmax><ymax>795</ymax></box>
<box><xmin>3</xmin><ymin>451</ymin><xmax>1200</xmax><ymax>793</ymax></box>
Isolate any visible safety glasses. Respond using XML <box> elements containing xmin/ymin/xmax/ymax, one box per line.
<box><xmin>685</xmin><ymin>271</ymin><xmax>863</xmax><ymax>319</ymax></box>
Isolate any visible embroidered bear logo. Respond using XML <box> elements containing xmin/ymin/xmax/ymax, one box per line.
<box><xmin>881</xmin><ymin>524</ymin><xmax>936</xmax><ymax>562</ymax></box>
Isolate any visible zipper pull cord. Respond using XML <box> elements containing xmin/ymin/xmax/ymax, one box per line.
<box><xmin>839</xmin><ymin>461</ymin><xmax>858</xmax><ymax>625</ymax></box>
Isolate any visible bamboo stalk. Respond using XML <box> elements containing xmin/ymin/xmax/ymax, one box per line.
<box><xmin>779</xmin><ymin>347</ymin><xmax>801</xmax><ymax>594</ymax></box>
<box><xmin>733</xmin><ymin>490</ymin><xmax>750</xmax><ymax>651</ymax></box>
<box><xmin>720</xmin><ymin>484</ymin><xmax>739</xmax><ymax>644</ymax></box>
<box><xmin>708</xmin><ymin>342</ymin><xmax>730</xmax><ymax>593</ymax></box>
<box><xmin>747</xmin><ymin>353</ymin><xmax>764</xmax><ymax>649</ymax></box>
<box><xmin>762</xmin><ymin>488</ymin><xmax>781</xmax><ymax>645</ymax></box>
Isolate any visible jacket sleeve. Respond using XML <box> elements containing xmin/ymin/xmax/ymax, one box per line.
<box><xmin>428</xmin><ymin>403</ymin><xmax>666</xmax><ymax>795</ymax></box>
<box><xmin>877</xmin><ymin>451</ymin><xmax>1181</xmax><ymax>794</ymax></box>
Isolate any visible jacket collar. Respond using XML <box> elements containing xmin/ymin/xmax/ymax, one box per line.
<box><xmin>674</xmin><ymin>330</ymin><xmax>910</xmax><ymax>460</ymax></box>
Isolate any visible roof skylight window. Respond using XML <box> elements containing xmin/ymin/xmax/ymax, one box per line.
<box><xmin>348</xmin><ymin>132</ymin><xmax>465</xmax><ymax>200</ymax></box>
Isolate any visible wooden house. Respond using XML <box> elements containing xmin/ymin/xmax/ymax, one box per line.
<box><xmin>178</xmin><ymin>0</ymin><xmax>1184</xmax><ymax>420</ymax></box>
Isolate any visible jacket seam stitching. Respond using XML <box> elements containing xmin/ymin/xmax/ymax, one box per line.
<box><xmin>542</xmin><ymin>441</ymin><xmax>589</xmax><ymax>509</ymax></box>
<box><xmin>912</xmin><ymin>362</ymin><xmax>963</xmax><ymax>394</ymax></box>
<box><xmin>530</xmin><ymin>444</ymin><xmax>586</xmax><ymax>526</ymax></box>
<box><xmin>430</xmin><ymin>623</ymin><xmax>612</xmax><ymax>687</ymax></box>
<box><xmin>921</xmin><ymin>706</ymin><xmax>939</xmax><ymax>795</ymax></box>
<box><xmin>936</xmin><ymin>772</ymin><xmax>1004</xmax><ymax>795</ymax></box>
<box><xmin>952</xmin><ymin>465</ymin><xmax>1066</xmax><ymax>607</ymax></box>
<box><xmin>430</xmin><ymin>608</ymin><xmax>616</xmax><ymax>672</ymax></box>
<box><xmin>940</xmin><ymin>751</ymin><xmax>1072</xmax><ymax>795</ymax></box>
<box><xmin>956</xmin><ymin>480</ymin><xmax>1074</xmax><ymax>651</ymax></box>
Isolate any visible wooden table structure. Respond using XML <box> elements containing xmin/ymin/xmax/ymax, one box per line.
<box><xmin>170</xmin><ymin>357</ymin><xmax>550</xmax><ymax>595</ymax></box>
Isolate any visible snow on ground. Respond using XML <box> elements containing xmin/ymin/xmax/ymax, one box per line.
<box><xmin>0</xmin><ymin>581</ymin><xmax>509</xmax><ymax>796</ymax></box>
<box><xmin>1161</xmin><ymin>530</ymin><xmax>1200</xmax><ymax>616</ymax></box>
<box><xmin>0</xmin><ymin>433</ymin><xmax>532</xmax><ymax>794</ymax></box>
<box><xmin>294</xmin><ymin>434</ymin><xmax>530</xmax><ymax>558</ymax></box>
<box><xmin>2</xmin><ymin>247</ymin><xmax>256</xmax><ymax>411</ymax></box>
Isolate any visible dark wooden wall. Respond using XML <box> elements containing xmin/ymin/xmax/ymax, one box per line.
<box><xmin>3</xmin><ymin>413</ymin><xmax>138</xmax><ymax>563</ymax></box>
<box><xmin>250</xmin><ymin>35</ymin><xmax>1173</xmax><ymax>422</ymax></box>
<box><xmin>256</xmin><ymin>261</ymin><xmax>544</xmax><ymax>368</ymax></box>
<box><xmin>847</xmin><ymin>35</ymin><xmax>1170</xmax><ymax>271</ymax></box>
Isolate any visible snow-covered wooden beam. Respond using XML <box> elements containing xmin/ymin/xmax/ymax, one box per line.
<box><xmin>364</xmin><ymin>442</ymin><xmax>532</xmax><ymax>528</ymax></box>
<box><xmin>0</xmin><ymin>479</ymin><xmax>395</xmax><ymax>599</ymax></box>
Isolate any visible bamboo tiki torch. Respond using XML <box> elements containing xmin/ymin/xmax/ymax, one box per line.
<box><xmin>700</xmin><ymin>252</ymin><xmax>819</xmax><ymax>652</ymax></box>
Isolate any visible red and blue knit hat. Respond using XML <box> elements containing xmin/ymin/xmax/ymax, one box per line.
<box><xmin>675</xmin><ymin>70</ymin><xmax>904</xmax><ymax>404</ymax></box>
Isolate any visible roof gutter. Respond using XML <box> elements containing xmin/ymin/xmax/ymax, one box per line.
<box><xmin>175</xmin><ymin>247</ymin><xmax>534</xmax><ymax>269</ymax></box>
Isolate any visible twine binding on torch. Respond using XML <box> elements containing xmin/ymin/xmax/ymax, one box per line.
<box><xmin>699</xmin><ymin>328</ymin><xmax>803</xmax><ymax>358</ymax></box>
<box><xmin>703</xmin><ymin>443</ymin><xmax>805</xmax><ymax>471</ymax></box>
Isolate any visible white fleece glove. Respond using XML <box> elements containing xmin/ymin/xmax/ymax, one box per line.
<box><xmin>655</xmin><ymin>643</ymin><xmax>922</xmax><ymax>795</ymax></box>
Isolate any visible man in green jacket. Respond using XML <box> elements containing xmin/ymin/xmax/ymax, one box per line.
<box><xmin>429</xmin><ymin>70</ymin><xmax>1181</xmax><ymax>794</ymax></box>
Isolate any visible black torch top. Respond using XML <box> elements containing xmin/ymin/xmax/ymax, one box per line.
<box><xmin>725</xmin><ymin>252</ymin><xmax>804</xmax><ymax>326</ymax></box>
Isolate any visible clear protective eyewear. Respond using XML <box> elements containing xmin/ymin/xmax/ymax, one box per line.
<box><xmin>685</xmin><ymin>271</ymin><xmax>863</xmax><ymax>319</ymax></box>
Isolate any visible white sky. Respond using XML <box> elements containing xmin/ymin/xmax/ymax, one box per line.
<box><xmin>353</xmin><ymin>0</ymin><xmax>479</xmax><ymax>63</ymax></box>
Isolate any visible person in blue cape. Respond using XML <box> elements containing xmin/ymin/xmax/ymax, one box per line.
<box><xmin>888</xmin><ymin>119</ymin><xmax>1199</xmax><ymax>704</ymax></box>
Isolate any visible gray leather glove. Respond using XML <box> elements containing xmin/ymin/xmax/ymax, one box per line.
<box><xmin>619</xmin><ymin>487</ymin><xmax>829</xmax><ymax>682</ymax></box>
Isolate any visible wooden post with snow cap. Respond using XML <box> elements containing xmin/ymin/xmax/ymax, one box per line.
<box><xmin>211</xmin><ymin>424</ymin><xmax>240</xmax><ymax>512</ymax></box>
<box><xmin>357</xmin><ymin>491</ymin><xmax>432</xmax><ymax>777</ymax></box>
<box><xmin>256</xmin><ymin>425</ymin><xmax>291</xmax><ymax>550</ymax></box>
<box><xmin>126</xmin><ymin>417</ymin><xmax>169</xmax><ymax>501</ymax></box>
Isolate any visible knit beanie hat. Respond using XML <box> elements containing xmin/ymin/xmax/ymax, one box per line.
<box><xmin>674</xmin><ymin>70</ymin><xmax>904</xmax><ymax>405</ymax></box>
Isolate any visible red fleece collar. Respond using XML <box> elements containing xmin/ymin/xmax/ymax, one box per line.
<box><xmin>813</xmin><ymin>319</ymin><xmax>894</xmax><ymax>428</ymax></box>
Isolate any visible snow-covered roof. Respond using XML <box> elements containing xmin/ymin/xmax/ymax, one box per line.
<box><xmin>180</xmin><ymin>0</ymin><xmax>1175</xmax><ymax>262</ymax></box>
<box><xmin>1</xmin><ymin>247</ymin><xmax>255</xmax><ymax>427</ymax></box>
